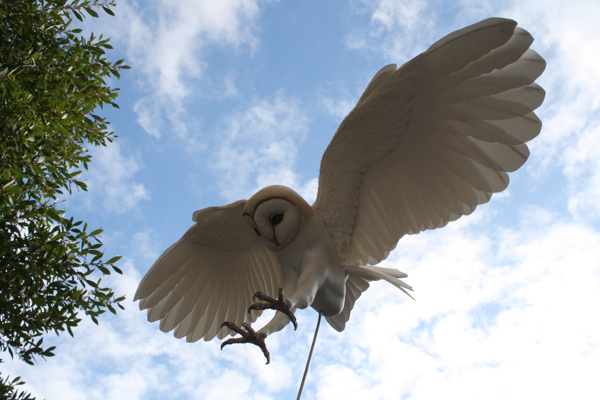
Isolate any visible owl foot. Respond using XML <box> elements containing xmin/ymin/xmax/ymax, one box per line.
<box><xmin>220</xmin><ymin>322</ymin><xmax>271</xmax><ymax>364</ymax></box>
<box><xmin>247</xmin><ymin>287</ymin><xmax>298</xmax><ymax>330</ymax></box>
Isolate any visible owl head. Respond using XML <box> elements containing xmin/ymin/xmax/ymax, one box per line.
<box><xmin>243</xmin><ymin>185</ymin><xmax>313</xmax><ymax>251</ymax></box>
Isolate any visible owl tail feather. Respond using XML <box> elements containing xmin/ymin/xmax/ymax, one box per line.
<box><xmin>346</xmin><ymin>264</ymin><xmax>414</xmax><ymax>299</ymax></box>
<box><xmin>325</xmin><ymin>264</ymin><xmax>413</xmax><ymax>332</ymax></box>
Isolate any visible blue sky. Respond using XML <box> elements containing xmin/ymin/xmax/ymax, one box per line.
<box><xmin>4</xmin><ymin>0</ymin><xmax>600</xmax><ymax>399</ymax></box>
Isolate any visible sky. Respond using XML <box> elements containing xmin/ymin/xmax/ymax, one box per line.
<box><xmin>3</xmin><ymin>0</ymin><xmax>600</xmax><ymax>399</ymax></box>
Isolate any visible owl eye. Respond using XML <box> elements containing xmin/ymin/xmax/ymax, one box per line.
<box><xmin>270</xmin><ymin>213</ymin><xmax>284</xmax><ymax>226</ymax></box>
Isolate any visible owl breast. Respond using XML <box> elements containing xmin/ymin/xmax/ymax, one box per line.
<box><xmin>281</xmin><ymin>210</ymin><xmax>347</xmax><ymax>316</ymax></box>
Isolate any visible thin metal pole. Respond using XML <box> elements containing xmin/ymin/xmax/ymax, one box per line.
<box><xmin>297</xmin><ymin>312</ymin><xmax>322</xmax><ymax>400</ymax></box>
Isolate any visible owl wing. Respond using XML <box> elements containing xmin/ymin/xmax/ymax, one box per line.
<box><xmin>313</xmin><ymin>18</ymin><xmax>545</xmax><ymax>267</ymax></box>
<box><xmin>134</xmin><ymin>200</ymin><xmax>282</xmax><ymax>342</ymax></box>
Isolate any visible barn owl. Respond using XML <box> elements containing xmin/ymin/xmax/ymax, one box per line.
<box><xmin>135</xmin><ymin>18</ymin><xmax>545</xmax><ymax>364</ymax></box>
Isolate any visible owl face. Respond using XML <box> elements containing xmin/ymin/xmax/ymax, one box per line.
<box><xmin>243</xmin><ymin>185</ymin><xmax>313</xmax><ymax>251</ymax></box>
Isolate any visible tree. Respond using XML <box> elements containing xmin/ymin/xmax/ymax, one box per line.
<box><xmin>0</xmin><ymin>0</ymin><xmax>128</xmax><ymax>396</ymax></box>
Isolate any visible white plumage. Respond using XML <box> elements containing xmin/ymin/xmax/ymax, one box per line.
<box><xmin>135</xmin><ymin>18</ymin><xmax>545</xmax><ymax>362</ymax></box>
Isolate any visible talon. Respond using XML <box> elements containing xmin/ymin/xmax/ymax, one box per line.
<box><xmin>219</xmin><ymin>321</ymin><xmax>271</xmax><ymax>364</ymax></box>
<box><xmin>249</xmin><ymin>288</ymin><xmax>298</xmax><ymax>331</ymax></box>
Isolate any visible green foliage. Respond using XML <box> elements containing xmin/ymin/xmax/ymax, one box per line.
<box><xmin>0</xmin><ymin>0</ymin><xmax>128</xmax><ymax>384</ymax></box>
<box><xmin>0</xmin><ymin>362</ymin><xmax>34</xmax><ymax>400</ymax></box>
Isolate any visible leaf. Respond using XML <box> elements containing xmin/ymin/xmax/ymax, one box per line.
<box><xmin>74</xmin><ymin>180</ymin><xmax>88</xmax><ymax>191</ymax></box>
<box><xmin>84</xmin><ymin>7</ymin><xmax>99</xmax><ymax>18</ymax></box>
<box><xmin>102</xmin><ymin>6</ymin><xmax>115</xmax><ymax>16</ymax></box>
<box><xmin>97</xmin><ymin>265</ymin><xmax>110</xmax><ymax>274</ymax></box>
<box><xmin>106</xmin><ymin>255</ymin><xmax>122</xmax><ymax>264</ymax></box>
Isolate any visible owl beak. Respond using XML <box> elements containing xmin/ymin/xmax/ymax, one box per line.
<box><xmin>270</xmin><ymin>227</ymin><xmax>279</xmax><ymax>247</ymax></box>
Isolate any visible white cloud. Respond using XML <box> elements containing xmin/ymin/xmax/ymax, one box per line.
<box><xmin>212</xmin><ymin>92</ymin><xmax>310</xmax><ymax>201</ymax></box>
<box><xmin>311</xmin><ymin>216</ymin><xmax>600</xmax><ymax>399</ymax></box>
<box><xmin>80</xmin><ymin>141</ymin><xmax>150</xmax><ymax>214</ymax></box>
<box><xmin>318</xmin><ymin>95</ymin><xmax>356</xmax><ymax>120</ymax></box>
<box><xmin>564</xmin><ymin>122</ymin><xmax>600</xmax><ymax>219</ymax></box>
<box><xmin>132</xmin><ymin>230</ymin><xmax>161</xmax><ymax>262</ymax></box>
<box><xmin>112</xmin><ymin>0</ymin><xmax>264</xmax><ymax>141</ymax></box>
<box><xmin>298</xmin><ymin>178</ymin><xmax>319</xmax><ymax>205</ymax></box>
<box><xmin>345</xmin><ymin>0</ymin><xmax>435</xmax><ymax>62</ymax></box>
<box><xmin>133</xmin><ymin>98</ymin><xmax>163</xmax><ymax>139</ymax></box>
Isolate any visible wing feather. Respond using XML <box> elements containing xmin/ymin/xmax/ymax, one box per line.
<box><xmin>135</xmin><ymin>200</ymin><xmax>282</xmax><ymax>342</ymax></box>
<box><xmin>313</xmin><ymin>18</ymin><xmax>545</xmax><ymax>266</ymax></box>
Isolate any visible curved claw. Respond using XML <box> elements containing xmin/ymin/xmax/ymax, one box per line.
<box><xmin>249</xmin><ymin>289</ymin><xmax>298</xmax><ymax>331</ymax></box>
<box><xmin>219</xmin><ymin>321</ymin><xmax>271</xmax><ymax>364</ymax></box>
<box><xmin>220</xmin><ymin>340</ymin><xmax>231</xmax><ymax>351</ymax></box>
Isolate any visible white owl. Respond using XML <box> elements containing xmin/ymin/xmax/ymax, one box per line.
<box><xmin>135</xmin><ymin>18</ymin><xmax>545</xmax><ymax>364</ymax></box>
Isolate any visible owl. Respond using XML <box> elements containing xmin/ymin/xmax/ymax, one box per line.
<box><xmin>135</xmin><ymin>18</ymin><xmax>545</xmax><ymax>364</ymax></box>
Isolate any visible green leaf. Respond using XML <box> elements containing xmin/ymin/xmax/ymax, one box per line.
<box><xmin>97</xmin><ymin>265</ymin><xmax>110</xmax><ymax>274</ymax></box>
<box><xmin>107</xmin><ymin>255</ymin><xmax>122</xmax><ymax>264</ymax></box>
<box><xmin>102</xmin><ymin>6</ymin><xmax>115</xmax><ymax>16</ymax></box>
<box><xmin>84</xmin><ymin>7</ymin><xmax>99</xmax><ymax>18</ymax></box>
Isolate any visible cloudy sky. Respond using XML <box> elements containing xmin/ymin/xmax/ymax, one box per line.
<box><xmin>4</xmin><ymin>0</ymin><xmax>600</xmax><ymax>399</ymax></box>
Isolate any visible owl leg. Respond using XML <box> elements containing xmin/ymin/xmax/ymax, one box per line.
<box><xmin>248</xmin><ymin>287</ymin><xmax>298</xmax><ymax>330</ymax></box>
<box><xmin>220</xmin><ymin>322</ymin><xmax>271</xmax><ymax>364</ymax></box>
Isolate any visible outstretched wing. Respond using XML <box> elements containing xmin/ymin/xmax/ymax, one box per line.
<box><xmin>313</xmin><ymin>18</ymin><xmax>545</xmax><ymax>267</ymax></box>
<box><xmin>134</xmin><ymin>200</ymin><xmax>282</xmax><ymax>342</ymax></box>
